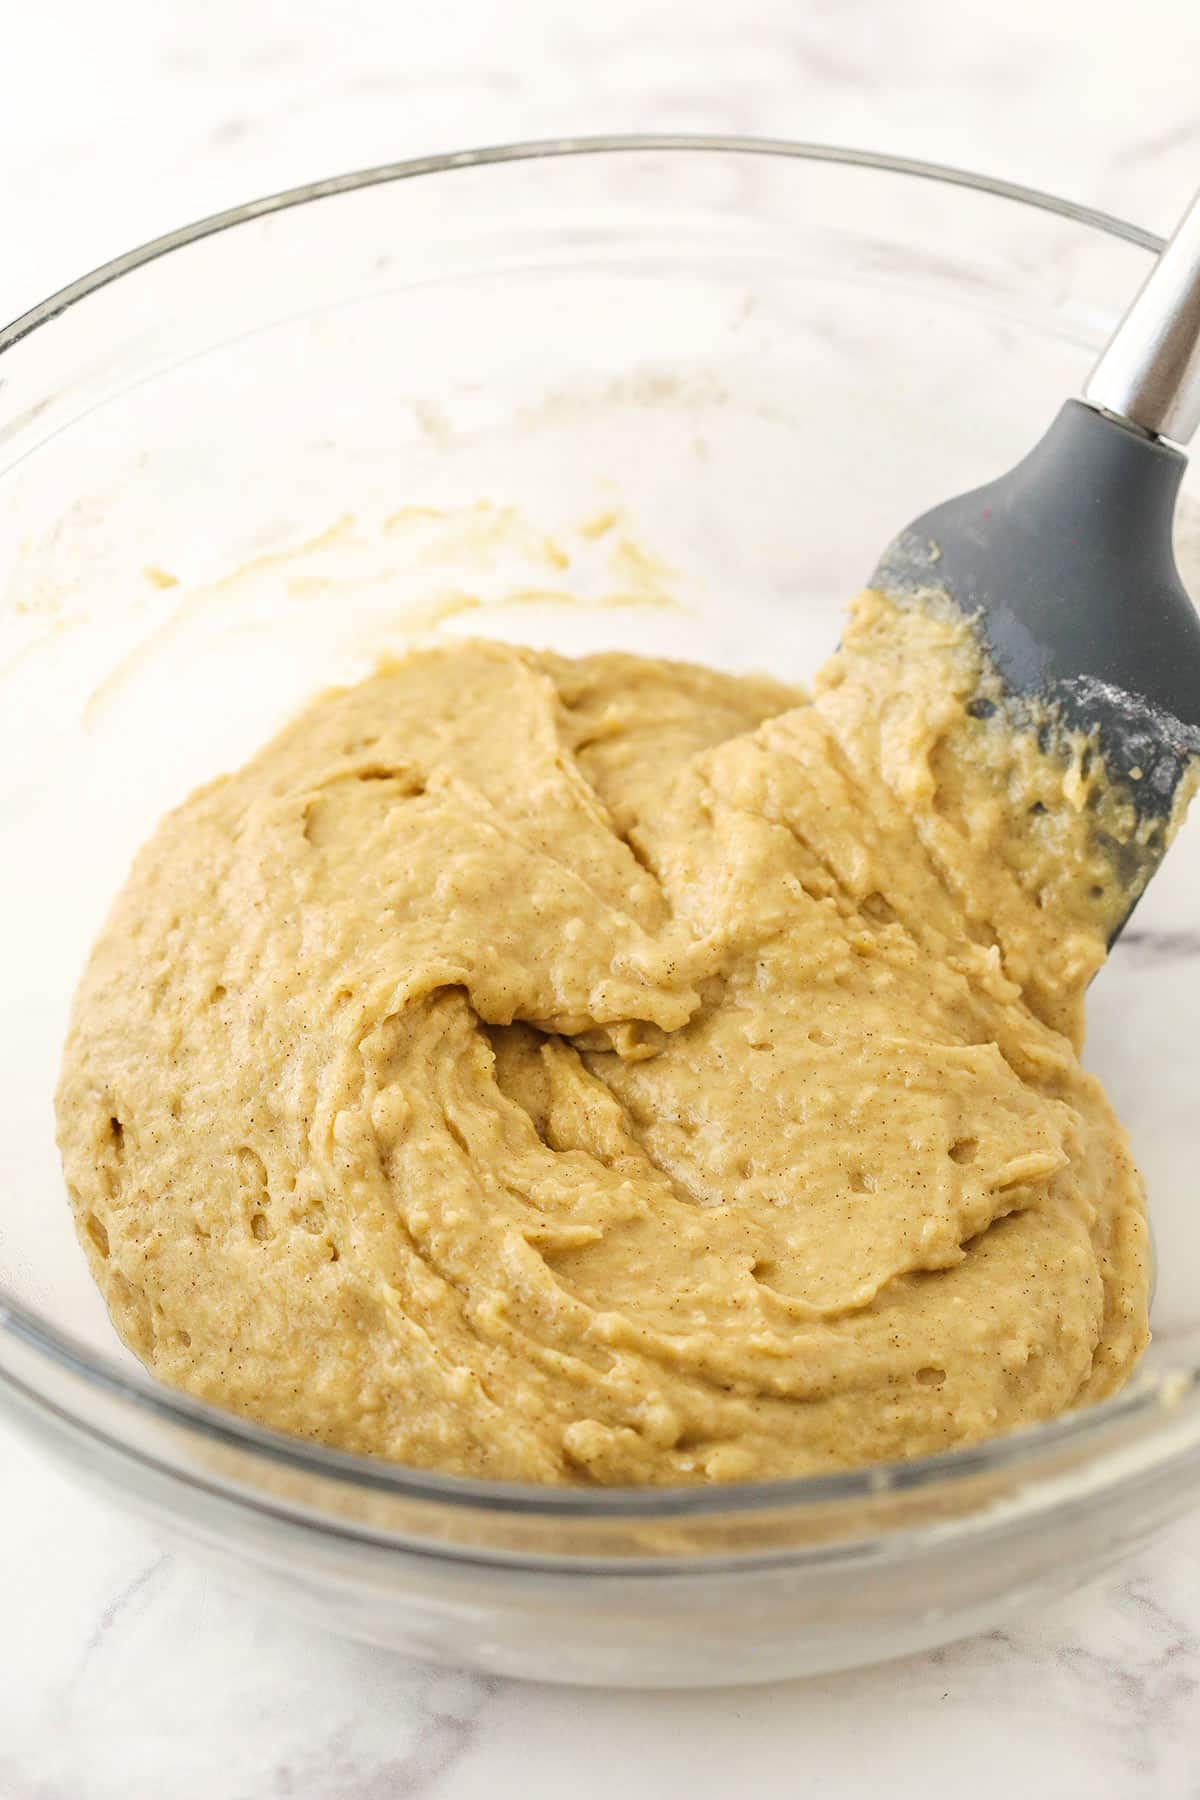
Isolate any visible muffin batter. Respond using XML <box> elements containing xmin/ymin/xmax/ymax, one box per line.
<box><xmin>56</xmin><ymin>592</ymin><xmax>1151</xmax><ymax>1483</ymax></box>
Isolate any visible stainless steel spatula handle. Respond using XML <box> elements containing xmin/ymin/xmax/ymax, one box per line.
<box><xmin>1085</xmin><ymin>186</ymin><xmax>1200</xmax><ymax>445</ymax></box>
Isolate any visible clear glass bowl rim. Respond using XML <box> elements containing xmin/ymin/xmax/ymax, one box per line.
<box><xmin>0</xmin><ymin>131</ymin><xmax>1191</xmax><ymax>1528</ymax></box>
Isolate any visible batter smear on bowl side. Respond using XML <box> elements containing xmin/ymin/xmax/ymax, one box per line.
<box><xmin>57</xmin><ymin>591</ymin><xmax>1157</xmax><ymax>1484</ymax></box>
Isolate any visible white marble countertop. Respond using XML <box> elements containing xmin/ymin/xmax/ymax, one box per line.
<box><xmin>4</xmin><ymin>1</ymin><xmax>1200</xmax><ymax>1793</ymax></box>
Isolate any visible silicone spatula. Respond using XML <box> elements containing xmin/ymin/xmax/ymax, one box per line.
<box><xmin>872</xmin><ymin>184</ymin><xmax>1200</xmax><ymax>919</ymax></box>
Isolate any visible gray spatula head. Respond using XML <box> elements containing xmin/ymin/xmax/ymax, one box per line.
<box><xmin>872</xmin><ymin>181</ymin><xmax>1200</xmax><ymax>923</ymax></box>
<box><xmin>874</xmin><ymin>397</ymin><xmax>1200</xmax><ymax>814</ymax></box>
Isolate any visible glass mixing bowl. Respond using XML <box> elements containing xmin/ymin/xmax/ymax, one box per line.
<box><xmin>1</xmin><ymin>137</ymin><xmax>1198</xmax><ymax>1688</ymax></box>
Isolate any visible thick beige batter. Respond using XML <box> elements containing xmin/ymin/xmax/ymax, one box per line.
<box><xmin>56</xmin><ymin>592</ymin><xmax>1151</xmax><ymax>1483</ymax></box>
